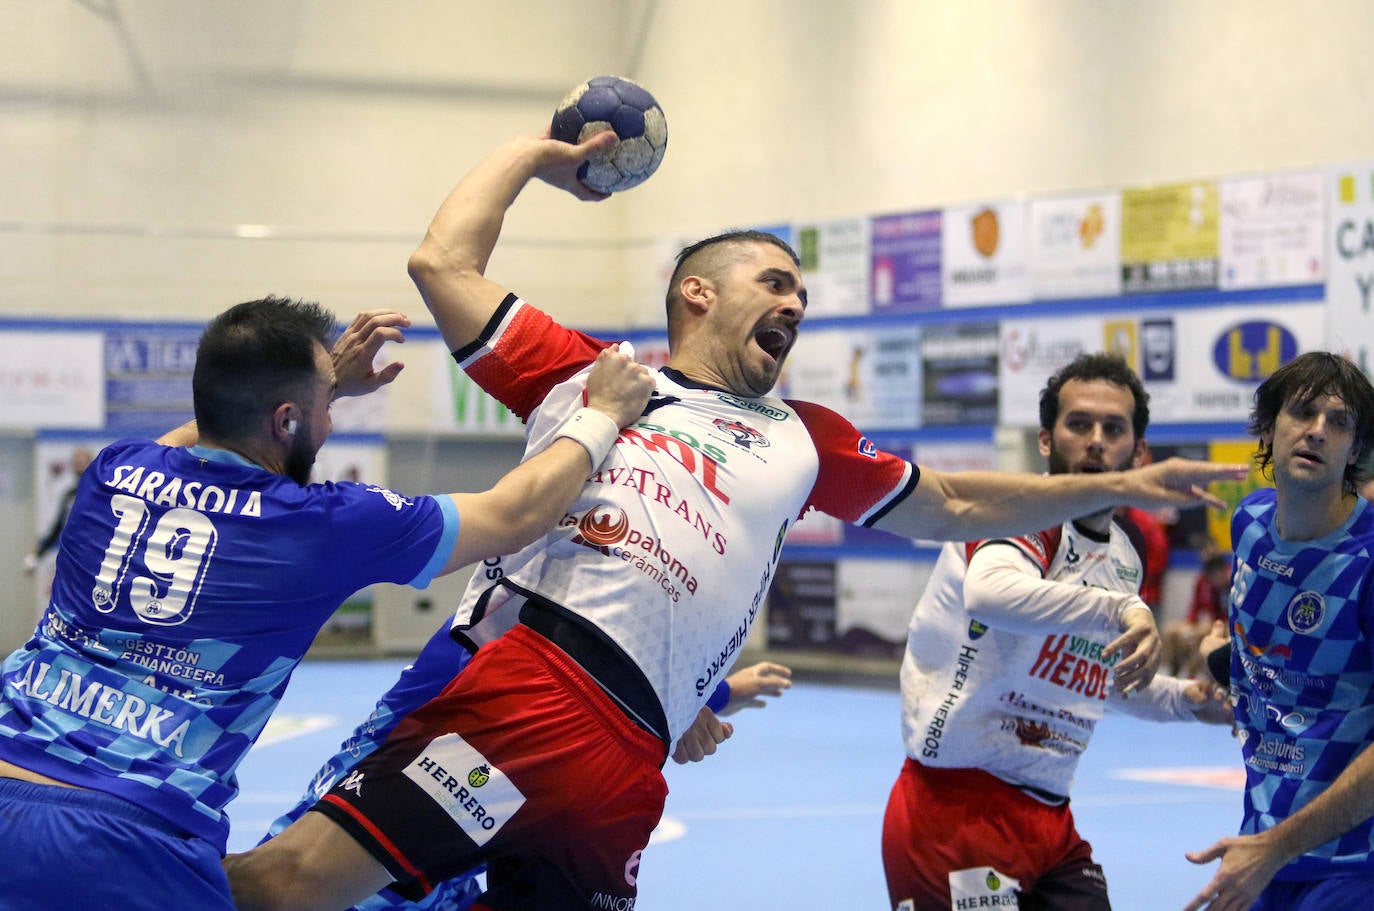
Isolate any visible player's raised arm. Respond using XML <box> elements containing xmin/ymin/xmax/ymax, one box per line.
<box><xmin>873</xmin><ymin>457</ymin><xmax>1248</xmax><ymax>543</ymax></box>
<box><xmin>406</xmin><ymin>130</ymin><xmax>618</xmax><ymax>351</ymax></box>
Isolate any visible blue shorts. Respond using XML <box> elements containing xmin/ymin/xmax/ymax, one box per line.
<box><xmin>0</xmin><ymin>776</ymin><xmax>234</xmax><ymax>911</ymax></box>
<box><xmin>1254</xmin><ymin>874</ymin><xmax>1374</xmax><ymax>911</ymax></box>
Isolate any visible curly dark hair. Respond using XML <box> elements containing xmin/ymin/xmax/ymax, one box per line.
<box><xmin>1247</xmin><ymin>351</ymin><xmax>1374</xmax><ymax>495</ymax></box>
<box><xmin>1038</xmin><ymin>352</ymin><xmax>1150</xmax><ymax>439</ymax></box>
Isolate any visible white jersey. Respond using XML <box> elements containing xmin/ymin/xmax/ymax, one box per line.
<box><xmin>900</xmin><ymin>518</ymin><xmax>1198</xmax><ymax>798</ymax></box>
<box><xmin>453</xmin><ymin>296</ymin><xmax>916</xmax><ymax>743</ymax></box>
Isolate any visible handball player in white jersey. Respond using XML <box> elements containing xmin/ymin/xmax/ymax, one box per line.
<box><xmin>883</xmin><ymin>353</ymin><xmax>1232</xmax><ymax>911</ymax></box>
<box><xmin>227</xmin><ymin>130</ymin><xmax>1247</xmax><ymax>911</ymax></box>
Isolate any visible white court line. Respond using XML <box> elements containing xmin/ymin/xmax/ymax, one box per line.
<box><xmin>256</xmin><ymin>713</ymin><xmax>337</xmax><ymax>747</ymax></box>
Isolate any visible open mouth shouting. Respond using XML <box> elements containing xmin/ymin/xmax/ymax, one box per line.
<box><xmin>753</xmin><ymin>323</ymin><xmax>795</xmax><ymax>365</ymax></box>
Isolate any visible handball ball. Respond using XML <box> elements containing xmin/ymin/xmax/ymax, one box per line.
<box><xmin>550</xmin><ymin>75</ymin><xmax>667</xmax><ymax>193</ymax></box>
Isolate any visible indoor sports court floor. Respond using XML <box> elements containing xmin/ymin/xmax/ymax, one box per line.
<box><xmin>232</xmin><ymin>659</ymin><xmax>1244</xmax><ymax>910</ymax></box>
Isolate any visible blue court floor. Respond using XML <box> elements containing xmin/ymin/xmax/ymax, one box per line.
<box><xmin>231</xmin><ymin>659</ymin><xmax>1244</xmax><ymax>910</ymax></box>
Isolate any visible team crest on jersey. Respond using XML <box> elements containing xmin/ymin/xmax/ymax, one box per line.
<box><xmin>773</xmin><ymin>521</ymin><xmax>788</xmax><ymax>563</ymax></box>
<box><xmin>1285</xmin><ymin>591</ymin><xmax>1326</xmax><ymax>634</ymax></box>
<box><xmin>857</xmin><ymin>436</ymin><xmax>877</xmax><ymax>459</ymax></box>
<box><xmin>578</xmin><ymin>506</ymin><xmax>631</xmax><ymax>545</ymax></box>
<box><xmin>710</xmin><ymin>417</ymin><xmax>770</xmax><ymax>451</ymax></box>
<box><xmin>365</xmin><ymin>486</ymin><xmax>411</xmax><ymax>511</ymax></box>
<box><xmin>968</xmin><ymin>619</ymin><xmax>989</xmax><ymax>640</ymax></box>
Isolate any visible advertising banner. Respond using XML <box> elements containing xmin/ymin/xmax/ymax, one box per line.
<box><xmin>1029</xmin><ymin>191</ymin><xmax>1123</xmax><ymax>299</ymax></box>
<box><xmin>1</xmin><ymin>331</ymin><xmax>105</xmax><ymax>430</ymax></box>
<box><xmin>794</xmin><ymin>216</ymin><xmax>871</xmax><ymax>316</ymax></box>
<box><xmin>920</xmin><ymin>322</ymin><xmax>999</xmax><ymax>426</ymax></box>
<box><xmin>1219</xmin><ymin>171</ymin><xmax>1325</xmax><ymax>290</ymax></box>
<box><xmin>871</xmin><ymin>210</ymin><xmax>942</xmax><ymax>313</ymax></box>
<box><xmin>1327</xmin><ymin>163</ymin><xmax>1374</xmax><ymax>373</ymax></box>
<box><xmin>1121</xmin><ymin>181</ymin><xmax>1220</xmax><ymax>293</ymax></box>
<box><xmin>780</xmin><ymin>324</ymin><xmax>920</xmax><ymax>430</ymax></box>
<box><xmin>941</xmin><ymin>200</ymin><xmax>1030</xmax><ymax>307</ymax></box>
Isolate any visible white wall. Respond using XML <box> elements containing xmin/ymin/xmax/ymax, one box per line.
<box><xmin>5</xmin><ymin>0</ymin><xmax>1374</xmax><ymax>328</ymax></box>
<box><xmin>4</xmin><ymin>0</ymin><xmax>1374</xmax><ymax>649</ymax></box>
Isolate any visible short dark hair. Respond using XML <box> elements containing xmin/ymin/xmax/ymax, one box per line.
<box><xmin>664</xmin><ymin>230</ymin><xmax>800</xmax><ymax>325</ymax></box>
<box><xmin>1247</xmin><ymin>351</ymin><xmax>1374</xmax><ymax>495</ymax></box>
<box><xmin>1038</xmin><ymin>352</ymin><xmax>1151</xmax><ymax>440</ymax></box>
<box><xmin>192</xmin><ymin>296</ymin><xmax>337</xmax><ymax>441</ymax></box>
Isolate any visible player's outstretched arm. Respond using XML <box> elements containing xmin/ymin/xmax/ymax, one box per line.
<box><xmin>874</xmin><ymin>457</ymin><xmax>1248</xmax><ymax>543</ymax></box>
<box><xmin>407</xmin><ymin>130</ymin><xmax>619</xmax><ymax>352</ymax></box>
<box><xmin>438</xmin><ymin>344</ymin><xmax>652</xmax><ymax>574</ymax></box>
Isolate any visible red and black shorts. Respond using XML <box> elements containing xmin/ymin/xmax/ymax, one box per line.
<box><xmin>881</xmin><ymin>758</ymin><xmax>1109</xmax><ymax>911</ymax></box>
<box><xmin>313</xmin><ymin>622</ymin><xmax>670</xmax><ymax>910</ymax></box>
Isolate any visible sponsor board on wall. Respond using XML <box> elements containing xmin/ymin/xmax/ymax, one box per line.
<box><xmin>1327</xmin><ymin>163</ymin><xmax>1374</xmax><ymax>374</ymax></box>
<box><xmin>766</xmin><ymin>561</ymin><xmax>838</xmax><ymax>651</ymax></box>
<box><xmin>999</xmin><ymin>303</ymin><xmax>1324</xmax><ymax>426</ymax></box>
<box><xmin>102</xmin><ymin>325</ymin><xmax>196</xmax><ymax>433</ymax></box>
<box><xmin>330</xmin><ymin>390</ymin><xmax>387</xmax><ymax>434</ymax></box>
<box><xmin>794</xmin><ymin>217</ymin><xmax>871</xmax><ymax>316</ymax></box>
<box><xmin>778</xmin><ymin>324</ymin><xmax>920</xmax><ymax>430</ymax></box>
<box><xmin>1144</xmin><ymin>304</ymin><xmax>1323</xmax><ymax>422</ymax></box>
<box><xmin>1</xmin><ymin>331</ymin><xmax>105</xmax><ymax>429</ymax></box>
<box><xmin>920</xmin><ymin>322</ymin><xmax>999</xmax><ymax>426</ymax></box>
<box><xmin>835</xmin><ymin>559</ymin><xmax>934</xmax><ymax>659</ymax></box>
<box><xmin>941</xmin><ymin>200</ymin><xmax>1030</xmax><ymax>308</ymax></box>
<box><xmin>870</xmin><ymin>210</ymin><xmax>942</xmax><ymax>313</ymax></box>
<box><xmin>1204</xmin><ymin>440</ymin><xmax>1268</xmax><ymax>551</ymax></box>
<box><xmin>1219</xmin><ymin>171</ymin><xmax>1325</xmax><ymax>290</ymax></box>
<box><xmin>1121</xmin><ymin>181</ymin><xmax>1221</xmax><ymax>293</ymax></box>
<box><xmin>1029</xmin><ymin>192</ymin><xmax>1123</xmax><ymax>299</ymax></box>
<box><xmin>998</xmin><ymin>317</ymin><xmax>1104</xmax><ymax>426</ymax></box>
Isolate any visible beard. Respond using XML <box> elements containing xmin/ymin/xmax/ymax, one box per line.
<box><xmin>285</xmin><ymin>425</ymin><xmax>317</xmax><ymax>486</ymax></box>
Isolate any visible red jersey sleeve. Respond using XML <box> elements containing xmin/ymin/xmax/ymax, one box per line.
<box><xmin>787</xmin><ymin>398</ymin><xmax>918</xmax><ymax>525</ymax></box>
<box><xmin>966</xmin><ymin>526</ymin><xmax>1061</xmax><ymax>576</ymax></box>
<box><xmin>450</xmin><ymin>294</ymin><xmax>612</xmax><ymax>419</ymax></box>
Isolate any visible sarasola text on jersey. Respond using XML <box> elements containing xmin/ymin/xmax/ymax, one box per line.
<box><xmin>108</xmin><ymin>465</ymin><xmax>263</xmax><ymax>517</ymax></box>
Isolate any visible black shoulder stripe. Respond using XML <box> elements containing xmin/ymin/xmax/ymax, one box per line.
<box><xmin>450</xmin><ymin>292</ymin><xmax>520</xmax><ymax>363</ymax></box>
<box><xmin>862</xmin><ymin>464</ymin><xmax>921</xmax><ymax>527</ymax></box>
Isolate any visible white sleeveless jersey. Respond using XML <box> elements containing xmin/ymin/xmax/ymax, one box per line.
<box><xmin>900</xmin><ymin>520</ymin><xmax>1192</xmax><ymax>798</ymax></box>
<box><xmin>452</xmin><ymin>296</ymin><xmax>916</xmax><ymax>742</ymax></box>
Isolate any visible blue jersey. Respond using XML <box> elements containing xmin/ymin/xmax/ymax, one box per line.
<box><xmin>1229</xmin><ymin>488</ymin><xmax>1374</xmax><ymax>880</ymax></box>
<box><xmin>0</xmin><ymin>439</ymin><xmax>458</xmax><ymax>852</ymax></box>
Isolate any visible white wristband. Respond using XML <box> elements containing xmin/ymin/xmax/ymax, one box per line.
<box><xmin>556</xmin><ymin>407</ymin><xmax>621</xmax><ymax>467</ymax></box>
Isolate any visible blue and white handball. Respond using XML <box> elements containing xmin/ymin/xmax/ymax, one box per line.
<box><xmin>550</xmin><ymin>75</ymin><xmax>667</xmax><ymax>193</ymax></box>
